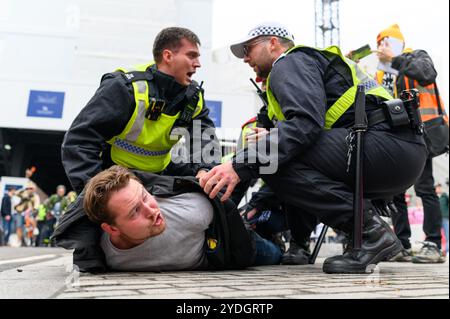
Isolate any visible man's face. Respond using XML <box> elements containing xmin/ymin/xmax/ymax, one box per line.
<box><xmin>243</xmin><ymin>37</ymin><xmax>273</xmax><ymax>79</ymax></box>
<box><xmin>165</xmin><ymin>38</ymin><xmax>201</xmax><ymax>86</ymax></box>
<box><xmin>106</xmin><ymin>179</ymin><xmax>166</xmax><ymax>244</ymax></box>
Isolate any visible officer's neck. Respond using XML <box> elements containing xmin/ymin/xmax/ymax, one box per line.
<box><xmin>151</xmin><ymin>65</ymin><xmax>185</xmax><ymax>100</ymax></box>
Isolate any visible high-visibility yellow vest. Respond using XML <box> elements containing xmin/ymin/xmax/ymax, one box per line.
<box><xmin>266</xmin><ymin>45</ymin><xmax>393</xmax><ymax>129</ymax></box>
<box><xmin>107</xmin><ymin>63</ymin><xmax>203</xmax><ymax>172</ymax></box>
<box><xmin>221</xmin><ymin>117</ymin><xmax>258</xmax><ymax>164</ymax></box>
<box><xmin>238</xmin><ymin>117</ymin><xmax>258</xmax><ymax>150</ymax></box>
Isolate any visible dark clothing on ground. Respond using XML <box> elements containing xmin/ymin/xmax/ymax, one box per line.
<box><xmin>232</xmin><ymin>48</ymin><xmax>427</xmax><ymax>236</ymax></box>
<box><xmin>62</xmin><ymin>65</ymin><xmax>219</xmax><ymax>194</ymax></box>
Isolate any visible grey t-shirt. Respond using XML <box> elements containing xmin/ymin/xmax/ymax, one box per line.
<box><xmin>100</xmin><ymin>192</ymin><xmax>214</xmax><ymax>271</ymax></box>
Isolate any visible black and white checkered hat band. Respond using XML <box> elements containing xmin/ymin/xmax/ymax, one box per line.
<box><xmin>249</xmin><ymin>26</ymin><xmax>293</xmax><ymax>41</ymax></box>
<box><xmin>230</xmin><ymin>23</ymin><xmax>294</xmax><ymax>58</ymax></box>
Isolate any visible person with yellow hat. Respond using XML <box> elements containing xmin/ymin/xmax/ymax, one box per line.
<box><xmin>375</xmin><ymin>24</ymin><xmax>447</xmax><ymax>264</ymax></box>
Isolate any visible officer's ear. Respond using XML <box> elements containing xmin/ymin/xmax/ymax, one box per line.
<box><xmin>162</xmin><ymin>49</ymin><xmax>174</xmax><ymax>65</ymax></box>
<box><xmin>268</xmin><ymin>37</ymin><xmax>279</xmax><ymax>52</ymax></box>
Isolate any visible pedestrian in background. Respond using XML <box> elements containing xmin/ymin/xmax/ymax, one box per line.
<box><xmin>1</xmin><ymin>187</ymin><xmax>16</xmax><ymax>246</ymax></box>
<box><xmin>375</xmin><ymin>24</ymin><xmax>447</xmax><ymax>263</ymax></box>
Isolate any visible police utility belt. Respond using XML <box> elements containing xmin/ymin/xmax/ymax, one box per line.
<box><xmin>368</xmin><ymin>89</ymin><xmax>423</xmax><ymax>135</ymax></box>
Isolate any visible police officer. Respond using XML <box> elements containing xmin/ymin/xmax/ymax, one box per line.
<box><xmin>62</xmin><ymin>27</ymin><xmax>220</xmax><ymax>194</ymax></box>
<box><xmin>200</xmin><ymin>22</ymin><xmax>427</xmax><ymax>274</ymax></box>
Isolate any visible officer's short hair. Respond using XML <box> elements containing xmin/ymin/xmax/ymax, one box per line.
<box><xmin>277</xmin><ymin>37</ymin><xmax>295</xmax><ymax>50</ymax></box>
<box><xmin>153</xmin><ymin>27</ymin><xmax>201</xmax><ymax>64</ymax></box>
<box><xmin>83</xmin><ymin>165</ymin><xmax>141</xmax><ymax>225</ymax></box>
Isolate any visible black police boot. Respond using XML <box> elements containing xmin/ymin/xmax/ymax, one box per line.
<box><xmin>322</xmin><ymin>211</ymin><xmax>402</xmax><ymax>274</ymax></box>
<box><xmin>281</xmin><ymin>240</ymin><xmax>310</xmax><ymax>265</ymax></box>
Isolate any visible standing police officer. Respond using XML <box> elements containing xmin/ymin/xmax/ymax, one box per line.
<box><xmin>200</xmin><ymin>22</ymin><xmax>427</xmax><ymax>274</ymax></box>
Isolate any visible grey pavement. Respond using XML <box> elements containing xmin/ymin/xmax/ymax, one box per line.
<box><xmin>0</xmin><ymin>244</ymin><xmax>448</xmax><ymax>299</ymax></box>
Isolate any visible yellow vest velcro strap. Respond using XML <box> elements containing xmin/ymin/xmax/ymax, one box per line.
<box><xmin>325</xmin><ymin>86</ymin><xmax>356</xmax><ymax>129</ymax></box>
<box><xmin>113</xmin><ymin>138</ymin><xmax>171</xmax><ymax>157</ymax></box>
<box><xmin>324</xmin><ymin>83</ymin><xmax>391</xmax><ymax>130</ymax></box>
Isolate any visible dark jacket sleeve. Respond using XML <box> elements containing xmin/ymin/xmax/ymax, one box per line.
<box><xmin>188</xmin><ymin>98</ymin><xmax>221</xmax><ymax>170</ymax></box>
<box><xmin>245</xmin><ymin>184</ymin><xmax>281</xmax><ymax>212</ymax></box>
<box><xmin>392</xmin><ymin>50</ymin><xmax>438</xmax><ymax>86</ymax></box>
<box><xmin>61</xmin><ymin>74</ymin><xmax>134</xmax><ymax>193</ymax></box>
<box><xmin>233</xmin><ymin>51</ymin><xmax>326</xmax><ymax>180</ymax></box>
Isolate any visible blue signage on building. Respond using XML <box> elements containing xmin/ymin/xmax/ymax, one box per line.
<box><xmin>205</xmin><ymin>100</ymin><xmax>222</xmax><ymax>128</ymax></box>
<box><xmin>27</xmin><ymin>90</ymin><xmax>65</xmax><ymax>119</ymax></box>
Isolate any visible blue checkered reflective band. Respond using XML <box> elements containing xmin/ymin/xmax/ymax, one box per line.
<box><xmin>361</xmin><ymin>79</ymin><xmax>379</xmax><ymax>91</ymax></box>
<box><xmin>114</xmin><ymin>139</ymin><xmax>170</xmax><ymax>156</ymax></box>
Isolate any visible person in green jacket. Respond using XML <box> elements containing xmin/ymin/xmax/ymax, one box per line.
<box><xmin>39</xmin><ymin>185</ymin><xmax>68</xmax><ymax>246</ymax></box>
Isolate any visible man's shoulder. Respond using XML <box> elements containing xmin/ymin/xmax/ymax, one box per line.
<box><xmin>277</xmin><ymin>47</ymin><xmax>324</xmax><ymax>69</ymax></box>
<box><xmin>402</xmin><ymin>49</ymin><xmax>432</xmax><ymax>59</ymax></box>
<box><xmin>100</xmin><ymin>71</ymin><xmax>128</xmax><ymax>85</ymax></box>
<box><xmin>271</xmin><ymin>48</ymin><xmax>325</xmax><ymax>83</ymax></box>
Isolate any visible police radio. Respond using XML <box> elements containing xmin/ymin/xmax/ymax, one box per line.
<box><xmin>381</xmin><ymin>89</ymin><xmax>422</xmax><ymax>135</ymax></box>
<box><xmin>145</xmin><ymin>98</ymin><xmax>166</xmax><ymax>121</ymax></box>
<box><xmin>179</xmin><ymin>81</ymin><xmax>203</xmax><ymax>124</ymax></box>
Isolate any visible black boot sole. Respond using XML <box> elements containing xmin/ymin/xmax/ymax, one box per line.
<box><xmin>281</xmin><ymin>254</ymin><xmax>309</xmax><ymax>265</ymax></box>
<box><xmin>322</xmin><ymin>239</ymin><xmax>403</xmax><ymax>274</ymax></box>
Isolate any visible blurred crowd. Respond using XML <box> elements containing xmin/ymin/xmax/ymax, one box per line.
<box><xmin>1</xmin><ymin>183</ymin><xmax>76</xmax><ymax>247</ymax></box>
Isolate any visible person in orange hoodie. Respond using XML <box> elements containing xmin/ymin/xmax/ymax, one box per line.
<box><xmin>375</xmin><ymin>24</ymin><xmax>447</xmax><ymax>263</ymax></box>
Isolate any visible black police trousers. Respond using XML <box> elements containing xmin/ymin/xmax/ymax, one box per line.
<box><xmin>392</xmin><ymin>157</ymin><xmax>442</xmax><ymax>249</ymax></box>
<box><xmin>261</xmin><ymin>125</ymin><xmax>428</xmax><ymax>234</ymax></box>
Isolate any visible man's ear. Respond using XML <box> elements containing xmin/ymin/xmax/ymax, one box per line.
<box><xmin>269</xmin><ymin>37</ymin><xmax>279</xmax><ymax>52</ymax></box>
<box><xmin>101</xmin><ymin>222</ymin><xmax>119</xmax><ymax>236</ymax></box>
<box><xmin>162</xmin><ymin>49</ymin><xmax>173</xmax><ymax>64</ymax></box>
